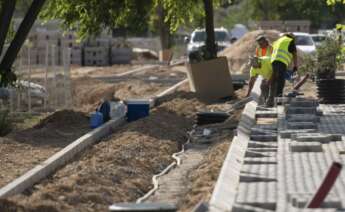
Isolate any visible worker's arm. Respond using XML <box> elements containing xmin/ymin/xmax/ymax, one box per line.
<box><xmin>246</xmin><ymin>76</ymin><xmax>257</xmax><ymax>97</ymax></box>
<box><xmin>289</xmin><ymin>40</ymin><xmax>298</xmax><ymax>71</ymax></box>
<box><xmin>292</xmin><ymin>51</ymin><xmax>298</xmax><ymax>71</ymax></box>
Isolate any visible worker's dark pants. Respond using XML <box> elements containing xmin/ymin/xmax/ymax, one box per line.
<box><xmin>260</xmin><ymin>80</ymin><xmax>269</xmax><ymax>105</ymax></box>
<box><xmin>266</xmin><ymin>61</ymin><xmax>287</xmax><ymax>106</ymax></box>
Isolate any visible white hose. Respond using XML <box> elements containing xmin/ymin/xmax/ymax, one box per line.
<box><xmin>136</xmin><ymin>128</ymin><xmax>195</xmax><ymax>203</ymax></box>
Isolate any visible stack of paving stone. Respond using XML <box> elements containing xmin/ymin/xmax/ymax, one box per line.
<box><xmin>280</xmin><ymin>98</ymin><xmax>321</xmax><ymax>139</ymax></box>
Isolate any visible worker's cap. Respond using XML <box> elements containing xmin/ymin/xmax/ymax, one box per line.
<box><xmin>256</xmin><ymin>35</ymin><xmax>267</xmax><ymax>42</ymax></box>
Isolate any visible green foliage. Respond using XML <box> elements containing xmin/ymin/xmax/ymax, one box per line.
<box><xmin>0</xmin><ymin>110</ymin><xmax>12</xmax><ymax>136</ymax></box>
<box><xmin>299</xmin><ymin>35</ymin><xmax>344</xmax><ymax>79</ymax></box>
<box><xmin>41</xmin><ymin>0</ymin><xmax>154</xmax><ymax>39</ymax></box>
<box><xmin>41</xmin><ymin>0</ymin><xmax>232</xmax><ymax>39</ymax></box>
<box><xmin>159</xmin><ymin>0</ymin><xmax>204</xmax><ymax>32</ymax></box>
<box><xmin>222</xmin><ymin>0</ymin><xmax>345</xmax><ymax>29</ymax></box>
<box><xmin>326</xmin><ymin>0</ymin><xmax>345</xmax><ymax>5</ymax></box>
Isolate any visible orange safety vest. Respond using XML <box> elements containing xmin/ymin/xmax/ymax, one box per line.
<box><xmin>255</xmin><ymin>45</ymin><xmax>273</xmax><ymax>57</ymax></box>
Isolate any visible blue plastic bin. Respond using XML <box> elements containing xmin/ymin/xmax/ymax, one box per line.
<box><xmin>126</xmin><ymin>99</ymin><xmax>150</xmax><ymax>122</ymax></box>
<box><xmin>90</xmin><ymin>111</ymin><xmax>104</xmax><ymax>128</ymax></box>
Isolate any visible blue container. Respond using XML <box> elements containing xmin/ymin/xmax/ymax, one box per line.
<box><xmin>126</xmin><ymin>99</ymin><xmax>150</xmax><ymax>122</ymax></box>
<box><xmin>90</xmin><ymin>111</ymin><xmax>104</xmax><ymax>128</ymax></box>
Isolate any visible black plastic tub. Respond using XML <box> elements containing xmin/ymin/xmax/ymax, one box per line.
<box><xmin>317</xmin><ymin>79</ymin><xmax>345</xmax><ymax>104</ymax></box>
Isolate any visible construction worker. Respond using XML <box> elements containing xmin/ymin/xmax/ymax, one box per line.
<box><xmin>255</xmin><ymin>35</ymin><xmax>273</xmax><ymax>57</ymax></box>
<box><xmin>246</xmin><ymin>56</ymin><xmax>273</xmax><ymax>104</ymax></box>
<box><xmin>266</xmin><ymin>33</ymin><xmax>298</xmax><ymax>107</ymax></box>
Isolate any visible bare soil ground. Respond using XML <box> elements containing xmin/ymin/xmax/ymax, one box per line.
<box><xmin>284</xmin><ymin>78</ymin><xmax>317</xmax><ymax>98</ymax></box>
<box><xmin>27</xmin><ymin>64</ymin><xmax>145</xmax><ymax>79</ymax></box>
<box><xmin>0</xmin><ymin>89</ymin><xmax>207</xmax><ymax>212</ymax></box>
<box><xmin>0</xmin><ymin>64</ymin><xmax>186</xmax><ymax>196</ymax></box>
<box><xmin>0</xmin><ymin>110</ymin><xmax>89</xmax><ymax>188</ymax></box>
<box><xmin>70</xmin><ymin>64</ymin><xmax>144</xmax><ymax>78</ymax></box>
<box><xmin>178</xmin><ymin>140</ymin><xmax>231</xmax><ymax>211</ymax></box>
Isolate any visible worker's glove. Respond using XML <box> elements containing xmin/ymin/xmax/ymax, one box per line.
<box><xmin>293</xmin><ymin>66</ymin><xmax>298</xmax><ymax>73</ymax></box>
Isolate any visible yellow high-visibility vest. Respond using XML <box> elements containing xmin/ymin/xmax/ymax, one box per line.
<box><xmin>271</xmin><ymin>36</ymin><xmax>293</xmax><ymax>66</ymax></box>
<box><xmin>250</xmin><ymin>56</ymin><xmax>273</xmax><ymax>80</ymax></box>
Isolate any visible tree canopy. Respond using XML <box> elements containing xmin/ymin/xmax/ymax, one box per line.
<box><xmin>221</xmin><ymin>0</ymin><xmax>345</xmax><ymax>30</ymax></box>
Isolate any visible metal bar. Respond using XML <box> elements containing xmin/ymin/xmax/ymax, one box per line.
<box><xmin>306</xmin><ymin>162</ymin><xmax>342</xmax><ymax>208</ymax></box>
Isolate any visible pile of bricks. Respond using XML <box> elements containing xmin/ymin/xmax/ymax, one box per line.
<box><xmin>19</xmin><ymin>30</ymin><xmax>133</xmax><ymax>66</ymax></box>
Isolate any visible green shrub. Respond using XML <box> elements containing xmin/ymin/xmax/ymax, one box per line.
<box><xmin>298</xmin><ymin>35</ymin><xmax>344</xmax><ymax>79</ymax></box>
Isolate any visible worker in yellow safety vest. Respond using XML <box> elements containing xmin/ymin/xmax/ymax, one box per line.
<box><xmin>266</xmin><ymin>33</ymin><xmax>298</xmax><ymax>107</ymax></box>
<box><xmin>246</xmin><ymin>56</ymin><xmax>273</xmax><ymax>104</ymax></box>
<box><xmin>255</xmin><ymin>35</ymin><xmax>273</xmax><ymax>57</ymax></box>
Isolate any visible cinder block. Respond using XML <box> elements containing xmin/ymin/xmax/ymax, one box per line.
<box><xmin>287</xmin><ymin>122</ymin><xmax>317</xmax><ymax>130</ymax></box>
<box><xmin>286</xmin><ymin>107</ymin><xmax>317</xmax><ymax>115</ymax></box>
<box><xmin>287</xmin><ymin>114</ymin><xmax>320</xmax><ymax>123</ymax></box>
<box><xmin>280</xmin><ymin>129</ymin><xmax>317</xmax><ymax>138</ymax></box>
<box><xmin>250</xmin><ymin>134</ymin><xmax>277</xmax><ymax>141</ymax></box>
<box><xmin>292</xmin><ymin>133</ymin><xmax>342</xmax><ymax>143</ymax></box>
<box><xmin>256</xmin><ymin>110</ymin><xmax>278</xmax><ymax>118</ymax></box>
<box><xmin>289</xmin><ymin>142</ymin><xmax>323</xmax><ymax>152</ymax></box>
<box><xmin>289</xmin><ymin>99</ymin><xmax>319</xmax><ymax>108</ymax></box>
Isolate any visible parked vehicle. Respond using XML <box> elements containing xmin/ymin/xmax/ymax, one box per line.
<box><xmin>185</xmin><ymin>27</ymin><xmax>231</xmax><ymax>59</ymax></box>
<box><xmin>311</xmin><ymin>34</ymin><xmax>327</xmax><ymax>47</ymax></box>
<box><xmin>293</xmin><ymin>32</ymin><xmax>317</xmax><ymax>54</ymax></box>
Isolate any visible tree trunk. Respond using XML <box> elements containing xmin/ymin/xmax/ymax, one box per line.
<box><xmin>203</xmin><ymin>0</ymin><xmax>217</xmax><ymax>59</ymax></box>
<box><xmin>157</xmin><ymin>1</ymin><xmax>172</xmax><ymax>50</ymax></box>
<box><xmin>0</xmin><ymin>0</ymin><xmax>16</xmax><ymax>57</ymax></box>
<box><xmin>0</xmin><ymin>0</ymin><xmax>46</xmax><ymax>73</ymax></box>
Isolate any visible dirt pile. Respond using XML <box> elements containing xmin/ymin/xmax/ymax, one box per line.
<box><xmin>220</xmin><ymin>30</ymin><xmax>280</xmax><ymax>73</ymax></box>
<box><xmin>0</xmin><ymin>110</ymin><xmax>90</xmax><ymax>188</ymax></box>
<box><xmin>2</xmin><ymin>91</ymin><xmax>206</xmax><ymax>212</ymax></box>
<box><xmin>11</xmin><ymin>110</ymin><xmax>89</xmax><ymax>146</ymax></box>
<box><xmin>71</xmin><ymin>77</ymin><xmax>114</xmax><ymax>113</ymax></box>
<box><xmin>71</xmin><ymin>77</ymin><xmax>169</xmax><ymax>113</ymax></box>
<box><xmin>71</xmin><ymin>67</ymin><xmax>186</xmax><ymax>113</ymax></box>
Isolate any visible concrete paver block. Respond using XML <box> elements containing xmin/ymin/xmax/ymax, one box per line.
<box><xmin>289</xmin><ymin>99</ymin><xmax>319</xmax><ymax>108</ymax></box>
<box><xmin>256</xmin><ymin>111</ymin><xmax>278</xmax><ymax>119</ymax></box>
<box><xmin>280</xmin><ymin>129</ymin><xmax>317</xmax><ymax>138</ymax></box>
<box><xmin>287</xmin><ymin>122</ymin><xmax>317</xmax><ymax>130</ymax></box>
<box><xmin>292</xmin><ymin>133</ymin><xmax>342</xmax><ymax>143</ymax></box>
<box><xmin>287</xmin><ymin>114</ymin><xmax>320</xmax><ymax>122</ymax></box>
<box><xmin>247</xmin><ymin>141</ymin><xmax>277</xmax><ymax>149</ymax></box>
<box><xmin>286</xmin><ymin>107</ymin><xmax>317</xmax><ymax>115</ymax></box>
<box><xmin>289</xmin><ymin>142</ymin><xmax>323</xmax><ymax>152</ymax></box>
